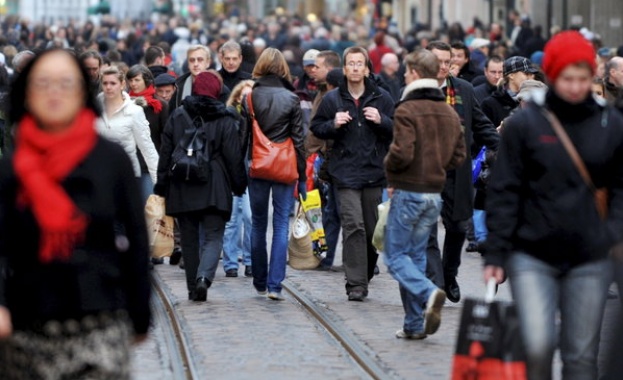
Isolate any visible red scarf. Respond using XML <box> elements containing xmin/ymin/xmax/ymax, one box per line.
<box><xmin>13</xmin><ymin>109</ymin><xmax>98</xmax><ymax>263</ymax></box>
<box><xmin>130</xmin><ymin>85</ymin><xmax>163</xmax><ymax>114</ymax></box>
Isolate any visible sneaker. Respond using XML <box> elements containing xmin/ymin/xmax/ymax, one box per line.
<box><xmin>225</xmin><ymin>269</ymin><xmax>238</xmax><ymax>277</ymax></box>
<box><xmin>244</xmin><ymin>266</ymin><xmax>252</xmax><ymax>277</ymax></box>
<box><xmin>348</xmin><ymin>290</ymin><xmax>365</xmax><ymax>302</ymax></box>
<box><xmin>395</xmin><ymin>329</ymin><xmax>426</xmax><ymax>340</ymax></box>
<box><xmin>424</xmin><ymin>288</ymin><xmax>446</xmax><ymax>335</ymax></box>
<box><xmin>267</xmin><ymin>292</ymin><xmax>285</xmax><ymax>301</ymax></box>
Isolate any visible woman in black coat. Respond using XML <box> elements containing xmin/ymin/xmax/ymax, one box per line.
<box><xmin>154</xmin><ymin>71</ymin><xmax>247</xmax><ymax>302</ymax></box>
<box><xmin>0</xmin><ymin>49</ymin><xmax>151</xmax><ymax>379</ymax></box>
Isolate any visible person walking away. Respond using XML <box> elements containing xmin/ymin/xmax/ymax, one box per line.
<box><xmin>384</xmin><ymin>49</ymin><xmax>466</xmax><ymax>340</ymax></box>
<box><xmin>484</xmin><ymin>31</ymin><xmax>623</xmax><ymax>380</ymax></box>
<box><xmin>240</xmin><ymin>48</ymin><xmax>307</xmax><ymax>301</ymax></box>
<box><xmin>310</xmin><ymin>46</ymin><xmax>395</xmax><ymax>301</ymax></box>
<box><xmin>222</xmin><ymin>79</ymin><xmax>255</xmax><ymax>278</ymax></box>
<box><xmin>154</xmin><ymin>71</ymin><xmax>247</xmax><ymax>301</ymax></box>
<box><xmin>0</xmin><ymin>48</ymin><xmax>151</xmax><ymax>379</ymax></box>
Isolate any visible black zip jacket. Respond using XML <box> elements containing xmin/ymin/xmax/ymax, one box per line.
<box><xmin>485</xmin><ymin>91</ymin><xmax>623</xmax><ymax>269</ymax></box>
<box><xmin>310</xmin><ymin>76</ymin><xmax>394</xmax><ymax>189</ymax></box>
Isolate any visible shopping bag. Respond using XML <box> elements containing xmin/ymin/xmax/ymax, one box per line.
<box><xmin>144</xmin><ymin>194</ymin><xmax>175</xmax><ymax>258</ymax></box>
<box><xmin>288</xmin><ymin>205</ymin><xmax>320</xmax><ymax>270</ymax></box>
<box><xmin>300</xmin><ymin>189</ymin><xmax>327</xmax><ymax>260</ymax></box>
<box><xmin>372</xmin><ymin>200</ymin><xmax>390</xmax><ymax>252</ymax></box>
<box><xmin>451</xmin><ymin>280</ymin><xmax>527</xmax><ymax>380</ymax></box>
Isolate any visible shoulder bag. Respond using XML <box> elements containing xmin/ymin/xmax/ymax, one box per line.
<box><xmin>246</xmin><ymin>93</ymin><xmax>298</xmax><ymax>184</ymax></box>
<box><xmin>542</xmin><ymin>108</ymin><xmax>608</xmax><ymax>220</ymax></box>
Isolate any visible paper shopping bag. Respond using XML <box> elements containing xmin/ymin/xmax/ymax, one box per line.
<box><xmin>144</xmin><ymin>195</ymin><xmax>174</xmax><ymax>258</ymax></box>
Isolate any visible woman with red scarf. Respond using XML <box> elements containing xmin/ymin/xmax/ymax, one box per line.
<box><xmin>0</xmin><ymin>49</ymin><xmax>151</xmax><ymax>378</ymax></box>
<box><xmin>127</xmin><ymin>64</ymin><xmax>169</xmax><ymax>202</ymax></box>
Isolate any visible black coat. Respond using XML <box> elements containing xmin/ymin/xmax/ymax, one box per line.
<box><xmin>442</xmin><ymin>77</ymin><xmax>499</xmax><ymax>221</ymax></box>
<box><xmin>157</xmin><ymin>96</ymin><xmax>247</xmax><ymax>218</ymax></box>
<box><xmin>217</xmin><ymin>68</ymin><xmax>252</xmax><ymax>94</ymax></box>
<box><xmin>240</xmin><ymin>75</ymin><xmax>307</xmax><ymax>182</ymax></box>
<box><xmin>485</xmin><ymin>91</ymin><xmax>623</xmax><ymax>269</ymax></box>
<box><xmin>310</xmin><ymin>77</ymin><xmax>394</xmax><ymax>189</ymax></box>
<box><xmin>0</xmin><ymin>139</ymin><xmax>151</xmax><ymax>334</ymax></box>
<box><xmin>481</xmin><ymin>89</ymin><xmax>519</xmax><ymax>128</ymax></box>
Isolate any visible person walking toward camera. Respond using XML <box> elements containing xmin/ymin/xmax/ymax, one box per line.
<box><xmin>484</xmin><ymin>31</ymin><xmax>623</xmax><ymax>380</ymax></box>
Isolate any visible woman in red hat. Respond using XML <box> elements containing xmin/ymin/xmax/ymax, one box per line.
<box><xmin>484</xmin><ymin>31</ymin><xmax>623</xmax><ymax>379</ymax></box>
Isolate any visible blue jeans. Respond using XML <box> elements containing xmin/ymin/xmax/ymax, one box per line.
<box><xmin>507</xmin><ymin>252</ymin><xmax>612</xmax><ymax>380</ymax></box>
<box><xmin>249</xmin><ymin>178</ymin><xmax>295</xmax><ymax>293</ymax></box>
<box><xmin>473</xmin><ymin>209</ymin><xmax>487</xmax><ymax>243</ymax></box>
<box><xmin>320</xmin><ymin>182</ymin><xmax>340</xmax><ymax>268</ymax></box>
<box><xmin>383</xmin><ymin>190</ymin><xmax>442</xmax><ymax>334</ymax></box>
<box><xmin>222</xmin><ymin>191</ymin><xmax>252</xmax><ymax>271</ymax></box>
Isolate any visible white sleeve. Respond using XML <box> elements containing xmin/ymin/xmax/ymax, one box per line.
<box><xmin>131</xmin><ymin>107</ymin><xmax>159</xmax><ymax>184</ymax></box>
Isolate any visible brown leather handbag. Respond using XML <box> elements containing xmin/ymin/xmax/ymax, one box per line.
<box><xmin>246</xmin><ymin>93</ymin><xmax>299</xmax><ymax>184</ymax></box>
<box><xmin>542</xmin><ymin>109</ymin><xmax>608</xmax><ymax>220</ymax></box>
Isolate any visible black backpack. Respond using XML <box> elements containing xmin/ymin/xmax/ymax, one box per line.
<box><xmin>170</xmin><ymin>113</ymin><xmax>210</xmax><ymax>183</ymax></box>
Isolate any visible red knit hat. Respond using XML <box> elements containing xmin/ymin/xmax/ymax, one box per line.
<box><xmin>542</xmin><ymin>31</ymin><xmax>596</xmax><ymax>83</ymax></box>
<box><xmin>192</xmin><ymin>71</ymin><xmax>222</xmax><ymax>99</ymax></box>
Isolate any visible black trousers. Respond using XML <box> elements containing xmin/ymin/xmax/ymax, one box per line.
<box><xmin>426</xmin><ymin>215</ymin><xmax>467</xmax><ymax>289</ymax></box>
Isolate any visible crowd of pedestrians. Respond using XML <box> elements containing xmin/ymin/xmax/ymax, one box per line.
<box><xmin>0</xmin><ymin>7</ymin><xmax>621</xmax><ymax>379</ymax></box>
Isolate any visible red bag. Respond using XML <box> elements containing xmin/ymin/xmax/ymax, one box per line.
<box><xmin>451</xmin><ymin>281</ymin><xmax>527</xmax><ymax>380</ymax></box>
<box><xmin>246</xmin><ymin>94</ymin><xmax>298</xmax><ymax>184</ymax></box>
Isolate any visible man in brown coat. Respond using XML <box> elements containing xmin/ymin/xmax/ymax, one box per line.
<box><xmin>383</xmin><ymin>49</ymin><xmax>466</xmax><ymax>339</ymax></box>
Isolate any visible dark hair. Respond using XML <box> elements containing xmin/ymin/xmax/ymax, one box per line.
<box><xmin>127</xmin><ymin>64</ymin><xmax>154</xmax><ymax>87</ymax></box>
<box><xmin>426</xmin><ymin>41</ymin><xmax>452</xmax><ymax>52</ymax></box>
<box><xmin>485</xmin><ymin>55</ymin><xmax>504</xmax><ymax>69</ymax></box>
<box><xmin>450</xmin><ymin>42</ymin><xmax>470</xmax><ymax>62</ymax></box>
<box><xmin>9</xmin><ymin>48</ymin><xmax>101</xmax><ymax>125</ymax></box>
<box><xmin>144</xmin><ymin>46</ymin><xmax>164</xmax><ymax>66</ymax></box>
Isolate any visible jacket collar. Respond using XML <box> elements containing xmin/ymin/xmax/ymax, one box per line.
<box><xmin>400</xmin><ymin>79</ymin><xmax>441</xmax><ymax>101</ymax></box>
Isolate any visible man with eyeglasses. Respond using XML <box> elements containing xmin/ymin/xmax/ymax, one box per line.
<box><xmin>425</xmin><ymin>41</ymin><xmax>499</xmax><ymax>304</ymax></box>
<box><xmin>311</xmin><ymin>46</ymin><xmax>395</xmax><ymax>302</ymax></box>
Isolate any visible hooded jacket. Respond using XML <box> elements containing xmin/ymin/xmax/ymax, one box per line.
<box><xmin>156</xmin><ymin>95</ymin><xmax>247</xmax><ymax>218</ymax></box>
<box><xmin>96</xmin><ymin>92</ymin><xmax>159</xmax><ymax>182</ymax></box>
<box><xmin>485</xmin><ymin>90</ymin><xmax>623</xmax><ymax>269</ymax></box>
<box><xmin>310</xmin><ymin>76</ymin><xmax>394</xmax><ymax>189</ymax></box>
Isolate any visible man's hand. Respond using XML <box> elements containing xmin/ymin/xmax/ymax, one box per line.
<box><xmin>334</xmin><ymin>111</ymin><xmax>352</xmax><ymax>128</ymax></box>
<box><xmin>0</xmin><ymin>306</ymin><xmax>13</xmax><ymax>339</ymax></box>
<box><xmin>363</xmin><ymin>107</ymin><xmax>381</xmax><ymax>124</ymax></box>
<box><xmin>483</xmin><ymin>265</ymin><xmax>505</xmax><ymax>284</ymax></box>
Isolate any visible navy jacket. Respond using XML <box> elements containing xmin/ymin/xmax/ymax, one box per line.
<box><xmin>310</xmin><ymin>77</ymin><xmax>394</xmax><ymax>189</ymax></box>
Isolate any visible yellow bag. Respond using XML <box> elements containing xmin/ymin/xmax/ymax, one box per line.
<box><xmin>144</xmin><ymin>195</ymin><xmax>175</xmax><ymax>258</ymax></box>
<box><xmin>288</xmin><ymin>205</ymin><xmax>320</xmax><ymax>270</ymax></box>
<box><xmin>300</xmin><ymin>189</ymin><xmax>328</xmax><ymax>259</ymax></box>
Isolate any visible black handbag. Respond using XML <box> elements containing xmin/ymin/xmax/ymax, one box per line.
<box><xmin>170</xmin><ymin>115</ymin><xmax>210</xmax><ymax>183</ymax></box>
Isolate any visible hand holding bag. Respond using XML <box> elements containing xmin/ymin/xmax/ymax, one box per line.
<box><xmin>246</xmin><ymin>93</ymin><xmax>298</xmax><ymax>184</ymax></box>
<box><xmin>144</xmin><ymin>195</ymin><xmax>175</xmax><ymax>258</ymax></box>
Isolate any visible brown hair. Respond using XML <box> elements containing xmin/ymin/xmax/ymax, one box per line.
<box><xmin>252</xmin><ymin>48</ymin><xmax>291</xmax><ymax>81</ymax></box>
<box><xmin>404</xmin><ymin>49</ymin><xmax>439</xmax><ymax>79</ymax></box>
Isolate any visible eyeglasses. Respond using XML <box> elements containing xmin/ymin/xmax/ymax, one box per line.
<box><xmin>28</xmin><ymin>77</ymin><xmax>82</xmax><ymax>92</ymax></box>
<box><xmin>346</xmin><ymin>61</ymin><xmax>365</xmax><ymax>68</ymax></box>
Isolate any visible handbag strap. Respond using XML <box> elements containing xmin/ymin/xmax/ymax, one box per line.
<box><xmin>541</xmin><ymin>108</ymin><xmax>597</xmax><ymax>194</ymax></box>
